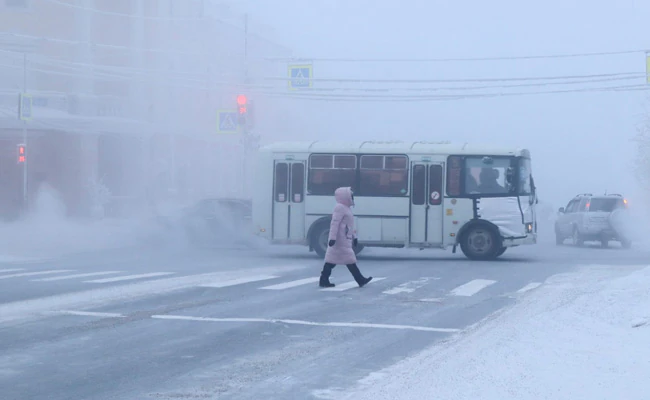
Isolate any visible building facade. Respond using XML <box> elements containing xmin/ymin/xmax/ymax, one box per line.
<box><xmin>0</xmin><ymin>0</ymin><xmax>292</xmax><ymax>220</ymax></box>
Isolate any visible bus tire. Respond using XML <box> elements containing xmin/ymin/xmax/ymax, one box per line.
<box><xmin>310</xmin><ymin>221</ymin><xmax>364</xmax><ymax>258</ymax></box>
<box><xmin>310</xmin><ymin>222</ymin><xmax>331</xmax><ymax>258</ymax></box>
<box><xmin>459</xmin><ymin>222</ymin><xmax>502</xmax><ymax>260</ymax></box>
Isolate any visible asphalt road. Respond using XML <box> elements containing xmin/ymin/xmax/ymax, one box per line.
<box><xmin>1</xmin><ymin>233</ymin><xmax>648</xmax><ymax>400</ymax></box>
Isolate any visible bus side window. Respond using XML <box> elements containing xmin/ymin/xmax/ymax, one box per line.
<box><xmin>412</xmin><ymin>165</ymin><xmax>426</xmax><ymax>205</ymax></box>
<box><xmin>359</xmin><ymin>155</ymin><xmax>408</xmax><ymax>196</ymax></box>
<box><xmin>291</xmin><ymin>163</ymin><xmax>305</xmax><ymax>203</ymax></box>
<box><xmin>308</xmin><ymin>154</ymin><xmax>356</xmax><ymax>195</ymax></box>
<box><xmin>274</xmin><ymin>163</ymin><xmax>289</xmax><ymax>202</ymax></box>
<box><xmin>429</xmin><ymin>165</ymin><xmax>443</xmax><ymax>205</ymax></box>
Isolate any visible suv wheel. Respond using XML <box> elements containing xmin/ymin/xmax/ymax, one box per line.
<box><xmin>571</xmin><ymin>227</ymin><xmax>584</xmax><ymax>247</ymax></box>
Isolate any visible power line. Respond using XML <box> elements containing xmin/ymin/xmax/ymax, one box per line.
<box><xmin>43</xmin><ymin>0</ymin><xmax>211</xmax><ymax>22</ymax></box>
<box><xmin>260</xmin><ymin>84</ymin><xmax>650</xmax><ymax>102</ymax></box>
<box><xmin>270</xmin><ymin>49</ymin><xmax>646</xmax><ymax>63</ymax></box>
<box><xmin>262</xmin><ymin>72</ymin><xmax>646</xmax><ymax>84</ymax></box>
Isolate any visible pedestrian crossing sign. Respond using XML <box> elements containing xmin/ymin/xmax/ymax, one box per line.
<box><xmin>288</xmin><ymin>64</ymin><xmax>313</xmax><ymax>90</ymax></box>
<box><xmin>217</xmin><ymin>109</ymin><xmax>239</xmax><ymax>134</ymax></box>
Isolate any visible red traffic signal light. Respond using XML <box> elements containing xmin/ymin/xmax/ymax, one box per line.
<box><xmin>17</xmin><ymin>144</ymin><xmax>25</xmax><ymax>164</ymax></box>
<box><xmin>237</xmin><ymin>95</ymin><xmax>248</xmax><ymax>114</ymax></box>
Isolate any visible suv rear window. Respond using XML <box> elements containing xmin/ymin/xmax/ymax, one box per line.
<box><xmin>589</xmin><ymin>198</ymin><xmax>623</xmax><ymax>212</ymax></box>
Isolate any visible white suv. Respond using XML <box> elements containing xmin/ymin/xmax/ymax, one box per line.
<box><xmin>555</xmin><ymin>193</ymin><xmax>632</xmax><ymax>248</ymax></box>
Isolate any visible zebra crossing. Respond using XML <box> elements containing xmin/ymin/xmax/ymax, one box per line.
<box><xmin>0</xmin><ymin>266</ymin><xmax>545</xmax><ymax>301</ymax></box>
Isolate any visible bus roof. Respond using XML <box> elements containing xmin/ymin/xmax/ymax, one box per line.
<box><xmin>259</xmin><ymin>141</ymin><xmax>530</xmax><ymax>157</ymax></box>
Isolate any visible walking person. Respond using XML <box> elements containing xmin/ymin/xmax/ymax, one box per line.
<box><xmin>319</xmin><ymin>187</ymin><xmax>373</xmax><ymax>288</ymax></box>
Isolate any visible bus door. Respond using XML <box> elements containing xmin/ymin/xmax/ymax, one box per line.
<box><xmin>409</xmin><ymin>163</ymin><xmax>444</xmax><ymax>245</ymax></box>
<box><xmin>272</xmin><ymin>161</ymin><xmax>306</xmax><ymax>241</ymax></box>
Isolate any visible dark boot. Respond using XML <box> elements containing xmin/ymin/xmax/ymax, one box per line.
<box><xmin>319</xmin><ymin>263</ymin><xmax>336</xmax><ymax>288</ymax></box>
<box><xmin>347</xmin><ymin>264</ymin><xmax>373</xmax><ymax>287</ymax></box>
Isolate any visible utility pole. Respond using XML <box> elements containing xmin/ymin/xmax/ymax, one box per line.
<box><xmin>239</xmin><ymin>12</ymin><xmax>260</xmax><ymax>198</ymax></box>
<box><xmin>240</xmin><ymin>12</ymin><xmax>249</xmax><ymax>197</ymax></box>
<box><xmin>21</xmin><ymin>53</ymin><xmax>28</xmax><ymax>208</ymax></box>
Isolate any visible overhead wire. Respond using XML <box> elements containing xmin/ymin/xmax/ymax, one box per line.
<box><xmin>268</xmin><ymin>49</ymin><xmax>646</xmax><ymax>63</ymax></box>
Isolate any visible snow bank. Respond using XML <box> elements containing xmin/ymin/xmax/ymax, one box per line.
<box><xmin>338</xmin><ymin>264</ymin><xmax>650</xmax><ymax>400</ymax></box>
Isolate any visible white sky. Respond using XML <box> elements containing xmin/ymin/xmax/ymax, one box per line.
<box><xmin>231</xmin><ymin>0</ymin><xmax>650</xmax><ymax>207</ymax></box>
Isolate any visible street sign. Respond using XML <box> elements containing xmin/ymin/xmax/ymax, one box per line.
<box><xmin>217</xmin><ymin>109</ymin><xmax>239</xmax><ymax>134</ymax></box>
<box><xmin>288</xmin><ymin>64</ymin><xmax>313</xmax><ymax>90</ymax></box>
<box><xmin>19</xmin><ymin>93</ymin><xmax>32</xmax><ymax>121</ymax></box>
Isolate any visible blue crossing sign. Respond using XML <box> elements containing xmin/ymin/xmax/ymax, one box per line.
<box><xmin>217</xmin><ymin>109</ymin><xmax>239</xmax><ymax>134</ymax></box>
<box><xmin>19</xmin><ymin>93</ymin><xmax>32</xmax><ymax>121</ymax></box>
<box><xmin>288</xmin><ymin>64</ymin><xmax>313</xmax><ymax>90</ymax></box>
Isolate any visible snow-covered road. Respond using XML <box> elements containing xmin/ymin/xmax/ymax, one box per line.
<box><xmin>1</xmin><ymin>237</ymin><xmax>649</xmax><ymax>400</ymax></box>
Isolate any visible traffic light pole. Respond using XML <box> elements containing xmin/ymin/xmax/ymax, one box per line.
<box><xmin>21</xmin><ymin>53</ymin><xmax>28</xmax><ymax>208</ymax></box>
<box><xmin>241</xmin><ymin>13</ymin><xmax>250</xmax><ymax>197</ymax></box>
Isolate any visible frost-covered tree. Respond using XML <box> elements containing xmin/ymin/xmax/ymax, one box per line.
<box><xmin>633</xmin><ymin>112</ymin><xmax>650</xmax><ymax>194</ymax></box>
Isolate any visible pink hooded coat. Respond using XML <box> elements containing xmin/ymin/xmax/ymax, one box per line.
<box><xmin>324</xmin><ymin>187</ymin><xmax>357</xmax><ymax>265</ymax></box>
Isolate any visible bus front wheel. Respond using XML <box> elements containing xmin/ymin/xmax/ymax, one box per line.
<box><xmin>310</xmin><ymin>223</ymin><xmax>364</xmax><ymax>258</ymax></box>
<box><xmin>459</xmin><ymin>223</ymin><xmax>502</xmax><ymax>260</ymax></box>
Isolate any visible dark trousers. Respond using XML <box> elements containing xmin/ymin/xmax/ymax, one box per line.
<box><xmin>320</xmin><ymin>262</ymin><xmax>364</xmax><ymax>284</ymax></box>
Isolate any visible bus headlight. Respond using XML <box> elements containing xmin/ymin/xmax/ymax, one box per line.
<box><xmin>526</xmin><ymin>223</ymin><xmax>533</xmax><ymax>233</ymax></box>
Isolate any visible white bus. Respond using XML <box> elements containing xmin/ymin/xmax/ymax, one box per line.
<box><xmin>251</xmin><ymin>141</ymin><xmax>538</xmax><ymax>260</ymax></box>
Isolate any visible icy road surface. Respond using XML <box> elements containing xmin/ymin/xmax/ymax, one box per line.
<box><xmin>1</xmin><ymin>238</ymin><xmax>648</xmax><ymax>400</ymax></box>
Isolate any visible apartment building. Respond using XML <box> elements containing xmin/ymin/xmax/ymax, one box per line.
<box><xmin>0</xmin><ymin>0</ymin><xmax>292</xmax><ymax>220</ymax></box>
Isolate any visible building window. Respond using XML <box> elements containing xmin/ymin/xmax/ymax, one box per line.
<box><xmin>4</xmin><ymin>0</ymin><xmax>29</xmax><ymax>8</ymax></box>
<box><xmin>358</xmin><ymin>155</ymin><xmax>408</xmax><ymax>196</ymax></box>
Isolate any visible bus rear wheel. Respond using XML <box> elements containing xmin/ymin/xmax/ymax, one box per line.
<box><xmin>459</xmin><ymin>223</ymin><xmax>502</xmax><ymax>260</ymax></box>
<box><xmin>310</xmin><ymin>223</ymin><xmax>364</xmax><ymax>258</ymax></box>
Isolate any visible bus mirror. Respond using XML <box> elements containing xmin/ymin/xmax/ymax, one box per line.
<box><xmin>558</xmin><ymin>207</ymin><xmax>565</xmax><ymax>213</ymax></box>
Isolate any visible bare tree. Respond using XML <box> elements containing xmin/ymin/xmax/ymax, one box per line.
<box><xmin>633</xmin><ymin>110</ymin><xmax>650</xmax><ymax>194</ymax></box>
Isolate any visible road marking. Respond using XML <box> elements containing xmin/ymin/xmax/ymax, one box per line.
<box><xmin>259</xmin><ymin>277</ymin><xmax>320</xmax><ymax>290</ymax></box>
<box><xmin>151</xmin><ymin>314</ymin><xmax>461</xmax><ymax>333</ymax></box>
<box><xmin>449</xmin><ymin>279</ymin><xmax>497</xmax><ymax>296</ymax></box>
<box><xmin>0</xmin><ymin>270</ymin><xmax>74</xmax><ymax>280</ymax></box>
<box><xmin>33</xmin><ymin>271</ymin><xmax>123</xmax><ymax>282</ymax></box>
<box><xmin>516</xmin><ymin>282</ymin><xmax>542</xmax><ymax>293</ymax></box>
<box><xmin>55</xmin><ymin>310</ymin><xmax>125</xmax><ymax>318</ymax></box>
<box><xmin>383</xmin><ymin>277</ymin><xmax>437</xmax><ymax>295</ymax></box>
<box><xmin>320</xmin><ymin>277</ymin><xmax>386</xmax><ymax>292</ymax></box>
<box><xmin>0</xmin><ymin>268</ymin><xmax>25</xmax><ymax>274</ymax></box>
<box><xmin>199</xmin><ymin>275</ymin><xmax>279</xmax><ymax>288</ymax></box>
<box><xmin>85</xmin><ymin>272</ymin><xmax>175</xmax><ymax>283</ymax></box>
<box><xmin>0</xmin><ymin>266</ymin><xmax>304</xmax><ymax>324</ymax></box>
<box><xmin>418</xmin><ymin>298</ymin><xmax>444</xmax><ymax>303</ymax></box>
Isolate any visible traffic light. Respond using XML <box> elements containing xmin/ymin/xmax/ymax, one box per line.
<box><xmin>236</xmin><ymin>95</ymin><xmax>248</xmax><ymax>126</ymax></box>
<box><xmin>17</xmin><ymin>144</ymin><xmax>25</xmax><ymax>164</ymax></box>
<box><xmin>235</xmin><ymin>94</ymin><xmax>255</xmax><ymax>129</ymax></box>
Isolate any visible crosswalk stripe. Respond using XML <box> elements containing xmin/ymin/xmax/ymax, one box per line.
<box><xmin>0</xmin><ymin>268</ymin><xmax>25</xmax><ymax>274</ymax></box>
<box><xmin>0</xmin><ymin>270</ymin><xmax>74</xmax><ymax>280</ymax></box>
<box><xmin>449</xmin><ymin>279</ymin><xmax>497</xmax><ymax>296</ymax></box>
<box><xmin>516</xmin><ymin>282</ymin><xmax>542</xmax><ymax>293</ymax></box>
<box><xmin>320</xmin><ymin>277</ymin><xmax>386</xmax><ymax>292</ymax></box>
<box><xmin>199</xmin><ymin>275</ymin><xmax>279</xmax><ymax>288</ymax></box>
<box><xmin>33</xmin><ymin>271</ymin><xmax>123</xmax><ymax>282</ymax></box>
<box><xmin>383</xmin><ymin>277</ymin><xmax>437</xmax><ymax>295</ymax></box>
<box><xmin>85</xmin><ymin>272</ymin><xmax>174</xmax><ymax>283</ymax></box>
<box><xmin>259</xmin><ymin>277</ymin><xmax>320</xmax><ymax>290</ymax></box>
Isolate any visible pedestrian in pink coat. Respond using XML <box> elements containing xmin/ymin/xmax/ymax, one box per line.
<box><xmin>319</xmin><ymin>187</ymin><xmax>373</xmax><ymax>288</ymax></box>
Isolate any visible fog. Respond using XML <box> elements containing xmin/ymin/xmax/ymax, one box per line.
<box><xmin>1</xmin><ymin>0</ymin><xmax>649</xmax><ymax>258</ymax></box>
